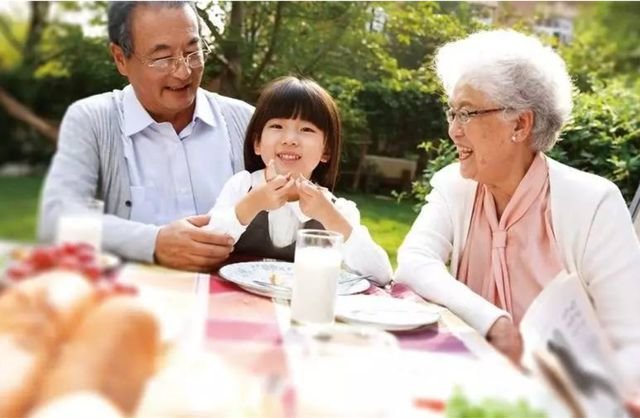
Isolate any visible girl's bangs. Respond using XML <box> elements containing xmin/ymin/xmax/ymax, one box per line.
<box><xmin>262</xmin><ymin>85</ymin><xmax>332</xmax><ymax>133</ymax></box>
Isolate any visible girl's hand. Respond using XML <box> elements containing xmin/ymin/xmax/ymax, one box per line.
<box><xmin>296</xmin><ymin>177</ymin><xmax>335</xmax><ymax>222</ymax></box>
<box><xmin>297</xmin><ymin>177</ymin><xmax>352</xmax><ymax>240</ymax></box>
<box><xmin>264</xmin><ymin>159</ymin><xmax>278</xmax><ymax>182</ymax></box>
<box><xmin>236</xmin><ymin>174</ymin><xmax>295</xmax><ymax>225</ymax></box>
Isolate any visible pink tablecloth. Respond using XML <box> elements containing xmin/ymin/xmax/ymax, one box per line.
<box><xmin>205</xmin><ymin>268</ymin><xmax>472</xmax><ymax>417</ymax></box>
<box><xmin>206</xmin><ymin>273</ymin><xmax>470</xmax><ymax>355</ymax></box>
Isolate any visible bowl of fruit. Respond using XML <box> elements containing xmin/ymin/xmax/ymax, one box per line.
<box><xmin>1</xmin><ymin>243</ymin><xmax>133</xmax><ymax>296</ymax></box>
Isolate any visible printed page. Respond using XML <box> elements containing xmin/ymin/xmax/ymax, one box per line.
<box><xmin>520</xmin><ymin>271</ymin><xmax>628</xmax><ymax>418</ymax></box>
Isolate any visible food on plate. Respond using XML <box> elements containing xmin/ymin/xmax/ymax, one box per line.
<box><xmin>0</xmin><ymin>271</ymin><xmax>98</xmax><ymax>418</ymax></box>
<box><xmin>269</xmin><ymin>272</ymin><xmax>283</xmax><ymax>285</ymax></box>
<box><xmin>36</xmin><ymin>296</ymin><xmax>160</xmax><ymax>415</ymax></box>
<box><xmin>0</xmin><ymin>255</ymin><xmax>156</xmax><ymax>418</ymax></box>
<box><xmin>5</xmin><ymin>243</ymin><xmax>105</xmax><ymax>282</ymax></box>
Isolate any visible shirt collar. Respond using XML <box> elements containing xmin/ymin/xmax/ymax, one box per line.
<box><xmin>122</xmin><ymin>86</ymin><xmax>216</xmax><ymax>136</ymax></box>
<box><xmin>122</xmin><ymin>85</ymin><xmax>155</xmax><ymax>137</ymax></box>
<box><xmin>193</xmin><ymin>88</ymin><xmax>216</xmax><ymax>128</ymax></box>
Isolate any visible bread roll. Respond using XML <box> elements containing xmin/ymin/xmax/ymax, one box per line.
<box><xmin>0</xmin><ymin>271</ymin><xmax>97</xmax><ymax>418</ymax></box>
<box><xmin>28</xmin><ymin>392</ymin><xmax>123</xmax><ymax>418</ymax></box>
<box><xmin>36</xmin><ymin>296</ymin><xmax>160</xmax><ymax>415</ymax></box>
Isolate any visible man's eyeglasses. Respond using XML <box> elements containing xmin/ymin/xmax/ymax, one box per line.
<box><xmin>140</xmin><ymin>45</ymin><xmax>211</xmax><ymax>73</ymax></box>
<box><xmin>446</xmin><ymin>107</ymin><xmax>506</xmax><ymax>125</ymax></box>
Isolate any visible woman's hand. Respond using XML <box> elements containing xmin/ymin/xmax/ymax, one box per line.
<box><xmin>235</xmin><ymin>174</ymin><xmax>295</xmax><ymax>225</ymax></box>
<box><xmin>487</xmin><ymin>316</ymin><xmax>523</xmax><ymax>365</ymax></box>
<box><xmin>297</xmin><ymin>178</ymin><xmax>352</xmax><ymax>240</ymax></box>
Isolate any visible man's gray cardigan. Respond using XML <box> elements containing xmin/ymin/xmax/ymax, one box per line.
<box><xmin>38</xmin><ymin>88</ymin><xmax>254</xmax><ymax>262</ymax></box>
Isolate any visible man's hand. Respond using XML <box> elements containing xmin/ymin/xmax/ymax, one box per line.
<box><xmin>487</xmin><ymin>316</ymin><xmax>523</xmax><ymax>365</ymax></box>
<box><xmin>154</xmin><ymin>214</ymin><xmax>234</xmax><ymax>272</ymax></box>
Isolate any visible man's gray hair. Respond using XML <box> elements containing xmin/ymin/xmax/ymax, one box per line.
<box><xmin>435</xmin><ymin>29</ymin><xmax>574</xmax><ymax>152</ymax></box>
<box><xmin>107</xmin><ymin>1</ymin><xmax>199</xmax><ymax>58</ymax></box>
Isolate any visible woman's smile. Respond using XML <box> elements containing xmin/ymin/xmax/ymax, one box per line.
<box><xmin>456</xmin><ymin>144</ymin><xmax>474</xmax><ymax>161</ymax></box>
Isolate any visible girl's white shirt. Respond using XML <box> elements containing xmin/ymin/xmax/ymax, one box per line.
<box><xmin>207</xmin><ymin>169</ymin><xmax>393</xmax><ymax>285</ymax></box>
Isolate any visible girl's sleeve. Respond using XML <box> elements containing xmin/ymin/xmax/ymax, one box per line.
<box><xmin>333</xmin><ymin>197</ymin><xmax>393</xmax><ymax>286</ymax></box>
<box><xmin>206</xmin><ymin>171</ymin><xmax>252</xmax><ymax>242</ymax></box>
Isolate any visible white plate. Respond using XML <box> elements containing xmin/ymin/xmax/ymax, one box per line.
<box><xmin>335</xmin><ymin>295</ymin><xmax>440</xmax><ymax>331</ymax></box>
<box><xmin>218</xmin><ymin>261</ymin><xmax>370</xmax><ymax>299</ymax></box>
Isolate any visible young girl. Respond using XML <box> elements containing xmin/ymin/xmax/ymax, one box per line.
<box><xmin>207</xmin><ymin>76</ymin><xmax>392</xmax><ymax>285</ymax></box>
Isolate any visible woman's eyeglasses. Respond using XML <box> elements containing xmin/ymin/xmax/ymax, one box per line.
<box><xmin>446</xmin><ymin>107</ymin><xmax>506</xmax><ymax>124</ymax></box>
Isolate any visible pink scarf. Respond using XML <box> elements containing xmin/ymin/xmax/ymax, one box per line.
<box><xmin>458</xmin><ymin>154</ymin><xmax>564</xmax><ymax>324</ymax></box>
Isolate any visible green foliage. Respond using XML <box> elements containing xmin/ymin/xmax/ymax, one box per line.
<box><xmin>560</xmin><ymin>2</ymin><xmax>640</xmax><ymax>92</ymax></box>
<box><xmin>411</xmin><ymin>138</ymin><xmax>457</xmax><ymax>205</ymax></box>
<box><xmin>549</xmin><ymin>78</ymin><xmax>640</xmax><ymax>202</ymax></box>
<box><xmin>355</xmin><ymin>68</ymin><xmax>447</xmax><ymax>157</ymax></box>
<box><xmin>446</xmin><ymin>387</ymin><xmax>547</xmax><ymax>418</ymax></box>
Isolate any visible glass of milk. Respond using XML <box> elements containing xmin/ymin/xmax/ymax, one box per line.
<box><xmin>56</xmin><ymin>198</ymin><xmax>104</xmax><ymax>252</ymax></box>
<box><xmin>290</xmin><ymin>229</ymin><xmax>343</xmax><ymax>326</ymax></box>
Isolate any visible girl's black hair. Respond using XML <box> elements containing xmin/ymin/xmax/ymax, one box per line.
<box><xmin>243</xmin><ymin>76</ymin><xmax>342</xmax><ymax>189</ymax></box>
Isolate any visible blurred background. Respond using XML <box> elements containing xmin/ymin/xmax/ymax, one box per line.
<box><xmin>1</xmin><ymin>1</ymin><xmax>639</xmax><ymax>263</ymax></box>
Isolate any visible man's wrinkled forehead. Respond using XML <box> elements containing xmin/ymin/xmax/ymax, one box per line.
<box><xmin>130</xmin><ymin>3</ymin><xmax>200</xmax><ymax>55</ymax></box>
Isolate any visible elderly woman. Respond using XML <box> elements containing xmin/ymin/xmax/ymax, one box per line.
<box><xmin>395</xmin><ymin>30</ymin><xmax>640</xmax><ymax>395</ymax></box>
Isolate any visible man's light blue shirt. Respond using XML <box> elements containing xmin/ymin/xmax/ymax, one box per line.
<box><xmin>122</xmin><ymin>85</ymin><xmax>235</xmax><ymax>226</ymax></box>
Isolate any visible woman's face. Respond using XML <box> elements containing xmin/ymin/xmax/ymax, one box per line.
<box><xmin>447</xmin><ymin>84</ymin><xmax>520</xmax><ymax>186</ymax></box>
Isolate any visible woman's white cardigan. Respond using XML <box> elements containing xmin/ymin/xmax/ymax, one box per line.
<box><xmin>395</xmin><ymin>157</ymin><xmax>640</xmax><ymax>389</ymax></box>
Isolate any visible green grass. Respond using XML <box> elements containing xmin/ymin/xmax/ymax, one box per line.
<box><xmin>0</xmin><ymin>177</ymin><xmax>418</xmax><ymax>266</ymax></box>
<box><xmin>0</xmin><ymin>176</ymin><xmax>42</xmax><ymax>243</ymax></box>
<box><xmin>340</xmin><ymin>192</ymin><xmax>417</xmax><ymax>267</ymax></box>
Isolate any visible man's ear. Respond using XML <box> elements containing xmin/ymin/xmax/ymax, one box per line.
<box><xmin>110</xmin><ymin>43</ymin><xmax>129</xmax><ymax>77</ymax></box>
<box><xmin>513</xmin><ymin>109</ymin><xmax>534</xmax><ymax>143</ymax></box>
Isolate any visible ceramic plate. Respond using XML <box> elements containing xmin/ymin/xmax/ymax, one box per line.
<box><xmin>218</xmin><ymin>261</ymin><xmax>370</xmax><ymax>299</ymax></box>
<box><xmin>335</xmin><ymin>295</ymin><xmax>440</xmax><ymax>331</ymax></box>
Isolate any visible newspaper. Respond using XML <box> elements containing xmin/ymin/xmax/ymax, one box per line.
<box><xmin>520</xmin><ymin>271</ymin><xmax>629</xmax><ymax>418</ymax></box>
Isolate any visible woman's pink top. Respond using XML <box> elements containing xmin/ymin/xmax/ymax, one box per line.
<box><xmin>457</xmin><ymin>153</ymin><xmax>564</xmax><ymax>324</ymax></box>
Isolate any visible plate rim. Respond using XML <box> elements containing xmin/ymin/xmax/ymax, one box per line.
<box><xmin>335</xmin><ymin>295</ymin><xmax>440</xmax><ymax>331</ymax></box>
<box><xmin>218</xmin><ymin>260</ymin><xmax>369</xmax><ymax>299</ymax></box>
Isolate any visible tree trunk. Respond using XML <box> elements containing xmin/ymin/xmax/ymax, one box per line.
<box><xmin>0</xmin><ymin>87</ymin><xmax>59</xmax><ymax>143</ymax></box>
<box><xmin>218</xmin><ymin>1</ymin><xmax>244</xmax><ymax>98</ymax></box>
<box><xmin>23</xmin><ymin>2</ymin><xmax>51</xmax><ymax>68</ymax></box>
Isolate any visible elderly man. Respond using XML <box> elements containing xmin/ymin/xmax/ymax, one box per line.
<box><xmin>38</xmin><ymin>1</ymin><xmax>253</xmax><ymax>271</ymax></box>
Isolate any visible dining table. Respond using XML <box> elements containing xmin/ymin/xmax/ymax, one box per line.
<box><xmin>0</xmin><ymin>242</ymin><xmax>567</xmax><ymax>417</ymax></box>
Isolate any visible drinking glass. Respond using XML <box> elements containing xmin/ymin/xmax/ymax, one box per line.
<box><xmin>290</xmin><ymin>229</ymin><xmax>343</xmax><ymax>325</ymax></box>
<box><xmin>56</xmin><ymin>198</ymin><xmax>104</xmax><ymax>252</ymax></box>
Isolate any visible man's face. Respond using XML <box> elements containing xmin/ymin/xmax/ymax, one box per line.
<box><xmin>111</xmin><ymin>5</ymin><xmax>203</xmax><ymax>122</ymax></box>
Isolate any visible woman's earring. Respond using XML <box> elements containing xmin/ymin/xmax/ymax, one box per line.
<box><xmin>511</xmin><ymin>135</ymin><xmax>517</xmax><ymax>143</ymax></box>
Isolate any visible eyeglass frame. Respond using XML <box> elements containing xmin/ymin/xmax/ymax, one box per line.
<box><xmin>445</xmin><ymin>107</ymin><xmax>507</xmax><ymax>125</ymax></box>
<box><xmin>134</xmin><ymin>42</ymin><xmax>212</xmax><ymax>73</ymax></box>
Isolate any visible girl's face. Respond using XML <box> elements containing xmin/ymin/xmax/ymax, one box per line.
<box><xmin>254</xmin><ymin>117</ymin><xmax>329</xmax><ymax>179</ymax></box>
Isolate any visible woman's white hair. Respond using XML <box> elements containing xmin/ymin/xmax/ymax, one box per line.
<box><xmin>435</xmin><ymin>29</ymin><xmax>573</xmax><ymax>152</ymax></box>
